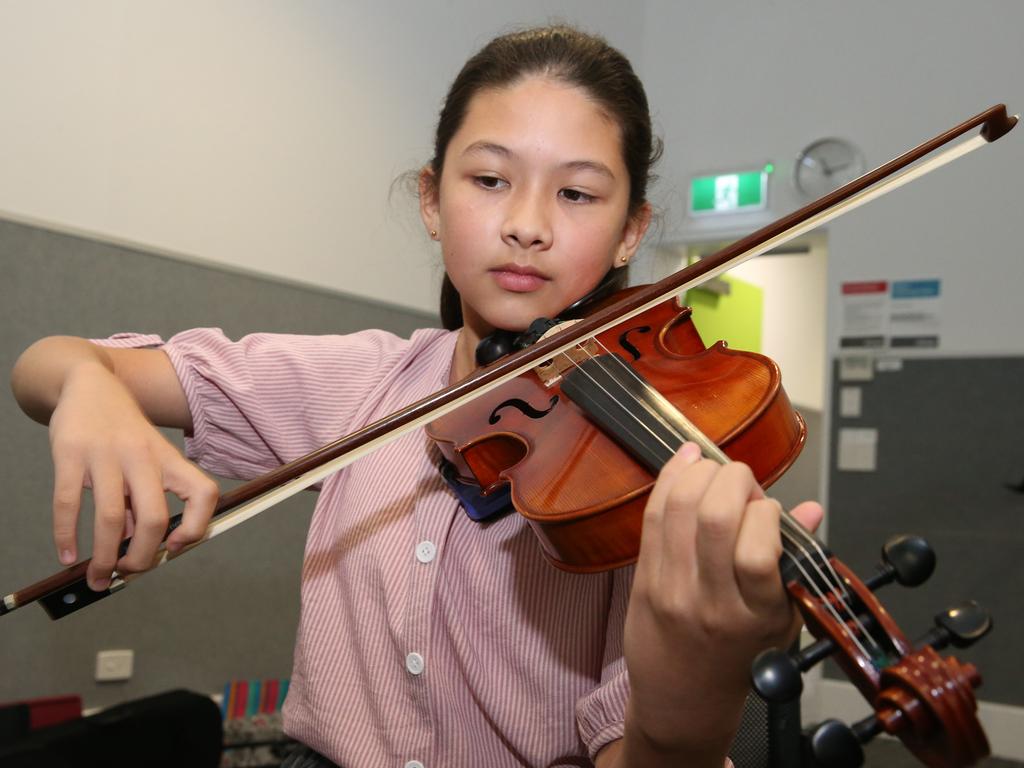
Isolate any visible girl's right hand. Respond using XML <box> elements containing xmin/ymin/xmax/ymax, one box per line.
<box><xmin>48</xmin><ymin>360</ymin><xmax>219</xmax><ymax>591</ymax></box>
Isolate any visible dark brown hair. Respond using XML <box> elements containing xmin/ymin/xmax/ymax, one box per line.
<box><xmin>428</xmin><ymin>25</ymin><xmax>662</xmax><ymax>330</ymax></box>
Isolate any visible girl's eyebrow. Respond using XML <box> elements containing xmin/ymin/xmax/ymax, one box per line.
<box><xmin>462</xmin><ymin>140</ymin><xmax>513</xmax><ymax>159</ymax></box>
<box><xmin>564</xmin><ymin>159</ymin><xmax>615</xmax><ymax>180</ymax></box>
<box><xmin>462</xmin><ymin>140</ymin><xmax>615</xmax><ymax>180</ymax></box>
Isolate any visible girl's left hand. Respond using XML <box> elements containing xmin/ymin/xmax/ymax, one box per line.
<box><xmin>622</xmin><ymin>442</ymin><xmax>823</xmax><ymax>760</ymax></box>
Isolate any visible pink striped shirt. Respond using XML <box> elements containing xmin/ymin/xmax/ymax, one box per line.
<box><xmin>101</xmin><ymin>327</ymin><xmax>633</xmax><ymax>767</ymax></box>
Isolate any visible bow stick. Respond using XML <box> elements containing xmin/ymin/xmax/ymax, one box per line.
<box><xmin>2</xmin><ymin>103</ymin><xmax>1016</xmax><ymax>619</ymax></box>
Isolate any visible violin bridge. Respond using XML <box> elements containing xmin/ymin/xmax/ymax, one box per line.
<box><xmin>533</xmin><ymin>321</ymin><xmax>601</xmax><ymax>387</ymax></box>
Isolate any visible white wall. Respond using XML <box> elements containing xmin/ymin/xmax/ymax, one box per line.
<box><xmin>638</xmin><ymin>0</ymin><xmax>1024</xmax><ymax>357</ymax></box>
<box><xmin>0</xmin><ymin>1</ymin><xmax>644</xmax><ymax>313</ymax></box>
<box><xmin>5</xmin><ymin>1</ymin><xmax>1018</xmax><ymax>353</ymax></box>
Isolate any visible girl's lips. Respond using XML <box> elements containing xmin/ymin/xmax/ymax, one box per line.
<box><xmin>490</xmin><ymin>267</ymin><xmax>548</xmax><ymax>292</ymax></box>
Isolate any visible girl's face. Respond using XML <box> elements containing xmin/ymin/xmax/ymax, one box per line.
<box><xmin>421</xmin><ymin>76</ymin><xmax>650</xmax><ymax>337</ymax></box>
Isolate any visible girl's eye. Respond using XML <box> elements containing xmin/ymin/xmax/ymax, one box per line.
<box><xmin>560</xmin><ymin>188</ymin><xmax>596</xmax><ymax>204</ymax></box>
<box><xmin>474</xmin><ymin>175</ymin><xmax>507</xmax><ymax>190</ymax></box>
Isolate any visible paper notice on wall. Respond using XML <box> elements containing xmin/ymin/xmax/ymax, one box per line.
<box><xmin>888</xmin><ymin>279</ymin><xmax>941</xmax><ymax>349</ymax></box>
<box><xmin>839</xmin><ymin>281</ymin><xmax>887</xmax><ymax>349</ymax></box>
<box><xmin>839</xmin><ymin>279</ymin><xmax>942</xmax><ymax>350</ymax></box>
<box><xmin>875</xmin><ymin>357</ymin><xmax>903</xmax><ymax>373</ymax></box>
<box><xmin>838</xmin><ymin>353</ymin><xmax>874</xmax><ymax>382</ymax></box>
<box><xmin>839</xmin><ymin>386</ymin><xmax>863</xmax><ymax>418</ymax></box>
<box><xmin>837</xmin><ymin>427</ymin><xmax>878</xmax><ymax>472</ymax></box>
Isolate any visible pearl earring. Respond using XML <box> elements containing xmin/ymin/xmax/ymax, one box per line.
<box><xmin>430</xmin><ymin>230</ymin><xmax>438</xmax><ymax>239</ymax></box>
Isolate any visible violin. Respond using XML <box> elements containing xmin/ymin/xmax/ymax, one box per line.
<box><xmin>427</xmin><ymin>293</ymin><xmax>992</xmax><ymax>767</ymax></box>
<box><xmin>426</xmin><ymin>293</ymin><xmax>807</xmax><ymax>572</ymax></box>
<box><xmin>2</xmin><ymin>104</ymin><xmax>1017</xmax><ymax>768</ymax></box>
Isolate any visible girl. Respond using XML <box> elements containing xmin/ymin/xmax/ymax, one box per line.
<box><xmin>12</xmin><ymin>25</ymin><xmax>821</xmax><ymax>768</ymax></box>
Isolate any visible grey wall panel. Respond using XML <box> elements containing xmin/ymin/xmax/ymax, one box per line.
<box><xmin>766</xmin><ymin>407</ymin><xmax>823</xmax><ymax>515</ymax></box>
<box><xmin>0</xmin><ymin>217</ymin><xmax>437</xmax><ymax>710</ymax></box>
<box><xmin>826</xmin><ymin>358</ymin><xmax>1024</xmax><ymax>706</ymax></box>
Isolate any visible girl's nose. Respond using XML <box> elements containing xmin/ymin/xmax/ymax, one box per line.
<box><xmin>501</xmin><ymin>189</ymin><xmax>552</xmax><ymax>249</ymax></box>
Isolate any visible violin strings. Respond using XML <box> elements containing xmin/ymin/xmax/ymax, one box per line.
<box><xmin>588</xmin><ymin>346</ymin><xmax>883</xmax><ymax>660</ymax></box>
<box><xmin>570</xmin><ymin>345</ymin><xmax>880</xmax><ymax>660</ymax></box>
<box><xmin>585</xmin><ymin>344</ymin><xmax>851</xmax><ymax>602</ymax></box>
<box><xmin>554</xmin><ymin>343</ymin><xmax>882</xmax><ymax>661</ymax></box>
<box><xmin>588</xmin><ymin>346</ymin><xmax>851</xmax><ymax>593</ymax></box>
<box><xmin>574</xmin><ymin>344</ymin><xmax>683</xmax><ymax>460</ymax></box>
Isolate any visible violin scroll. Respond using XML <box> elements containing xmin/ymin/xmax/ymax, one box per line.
<box><xmin>752</xmin><ymin>534</ymin><xmax>993</xmax><ymax>768</ymax></box>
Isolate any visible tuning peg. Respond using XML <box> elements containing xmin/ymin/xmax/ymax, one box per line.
<box><xmin>863</xmin><ymin>534</ymin><xmax>935</xmax><ymax>591</ymax></box>
<box><xmin>752</xmin><ymin>636</ymin><xmax>835</xmax><ymax>703</ymax></box>
<box><xmin>804</xmin><ymin>712</ymin><xmax>883</xmax><ymax>768</ymax></box>
<box><xmin>916</xmin><ymin>601</ymin><xmax>993</xmax><ymax>651</ymax></box>
<box><xmin>752</xmin><ymin>648</ymin><xmax>803</xmax><ymax>702</ymax></box>
<box><xmin>804</xmin><ymin>719</ymin><xmax>866</xmax><ymax>768</ymax></box>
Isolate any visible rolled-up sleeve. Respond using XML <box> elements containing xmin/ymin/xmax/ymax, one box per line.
<box><xmin>94</xmin><ymin>327</ymin><xmax>415</xmax><ymax>482</ymax></box>
<box><xmin>576</xmin><ymin>563</ymin><xmax>634</xmax><ymax>761</ymax></box>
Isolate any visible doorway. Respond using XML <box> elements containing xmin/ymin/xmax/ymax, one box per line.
<box><xmin>650</xmin><ymin>232</ymin><xmax>830</xmax><ymax>514</ymax></box>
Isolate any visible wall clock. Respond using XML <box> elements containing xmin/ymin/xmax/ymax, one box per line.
<box><xmin>794</xmin><ymin>137</ymin><xmax>865</xmax><ymax>198</ymax></box>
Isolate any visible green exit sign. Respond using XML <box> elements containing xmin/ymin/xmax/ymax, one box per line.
<box><xmin>689</xmin><ymin>168</ymin><xmax>769</xmax><ymax>215</ymax></box>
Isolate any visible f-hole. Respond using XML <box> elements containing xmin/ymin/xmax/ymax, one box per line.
<box><xmin>489</xmin><ymin>396</ymin><xmax>559</xmax><ymax>425</ymax></box>
<box><xmin>618</xmin><ymin>326</ymin><xmax>652</xmax><ymax>361</ymax></box>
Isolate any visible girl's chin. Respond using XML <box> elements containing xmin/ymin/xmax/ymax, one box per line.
<box><xmin>488</xmin><ymin>304</ymin><xmax>564</xmax><ymax>332</ymax></box>
<box><xmin>462</xmin><ymin>289</ymin><xmax>578</xmax><ymax>335</ymax></box>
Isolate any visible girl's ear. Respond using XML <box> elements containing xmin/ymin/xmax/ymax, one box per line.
<box><xmin>614</xmin><ymin>203</ymin><xmax>653</xmax><ymax>267</ymax></box>
<box><xmin>419</xmin><ymin>167</ymin><xmax>441</xmax><ymax>240</ymax></box>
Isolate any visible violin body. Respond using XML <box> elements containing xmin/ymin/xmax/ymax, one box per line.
<box><xmin>427</xmin><ymin>293</ymin><xmax>807</xmax><ymax>573</ymax></box>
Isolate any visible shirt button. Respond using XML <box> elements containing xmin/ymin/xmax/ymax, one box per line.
<box><xmin>415</xmin><ymin>540</ymin><xmax>436</xmax><ymax>563</ymax></box>
<box><xmin>405</xmin><ymin>761</ymin><xmax>425</xmax><ymax>768</ymax></box>
<box><xmin>405</xmin><ymin>652</ymin><xmax>425</xmax><ymax>675</ymax></box>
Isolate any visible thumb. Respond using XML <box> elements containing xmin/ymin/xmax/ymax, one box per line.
<box><xmin>789</xmin><ymin>500</ymin><xmax>824</xmax><ymax>534</ymax></box>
